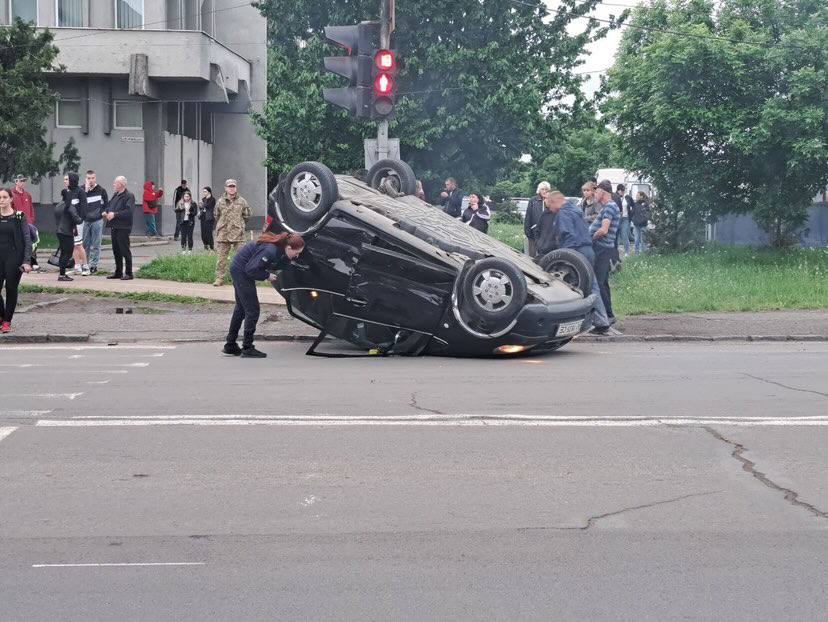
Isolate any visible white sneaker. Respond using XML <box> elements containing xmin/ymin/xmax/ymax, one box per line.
<box><xmin>82</xmin><ymin>265</ymin><xmax>91</xmax><ymax>276</ymax></box>
<box><xmin>74</xmin><ymin>266</ymin><xmax>82</xmax><ymax>274</ymax></box>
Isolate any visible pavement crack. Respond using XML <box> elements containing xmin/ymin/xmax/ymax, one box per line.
<box><xmin>520</xmin><ymin>490</ymin><xmax>724</xmax><ymax>531</ymax></box>
<box><xmin>705</xmin><ymin>426</ymin><xmax>827</xmax><ymax>519</ymax></box>
<box><xmin>409</xmin><ymin>393</ymin><xmax>444</xmax><ymax>415</ymax></box>
<box><xmin>741</xmin><ymin>373</ymin><xmax>828</xmax><ymax>399</ymax></box>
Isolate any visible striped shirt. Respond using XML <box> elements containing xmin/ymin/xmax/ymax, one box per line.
<box><xmin>589</xmin><ymin>200</ymin><xmax>621</xmax><ymax>250</ymax></box>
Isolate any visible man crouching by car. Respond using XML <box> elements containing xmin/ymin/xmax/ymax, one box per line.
<box><xmin>536</xmin><ymin>190</ymin><xmax>611</xmax><ymax>334</ymax></box>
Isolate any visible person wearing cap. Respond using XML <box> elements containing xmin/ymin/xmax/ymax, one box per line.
<box><xmin>213</xmin><ymin>179</ymin><xmax>251</xmax><ymax>286</ymax></box>
<box><xmin>12</xmin><ymin>175</ymin><xmax>35</xmax><ymax>225</ymax></box>
<box><xmin>590</xmin><ymin>179</ymin><xmax>621</xmax><ymax>323</ymax></box>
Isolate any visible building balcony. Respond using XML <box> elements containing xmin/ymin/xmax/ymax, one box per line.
<box><xmin>46</xmin><ymin>28</ymin><xmax>252</xmax><ymax>101</ymax></box>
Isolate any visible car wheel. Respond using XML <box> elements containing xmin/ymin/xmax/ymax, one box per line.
<box><xmin>460</xmin><ymin>257</ymin><xmax>527</xmax><ymax>324</ymax></box>
<box><xmin>537</xmin><ymin>249</ymin><xmax>594</xmax><ymax>295</ymax></box>
<box><xmin>367</xmin><ymin>159</ymin><xmax>417</xmax><ymax>196</ymax></box>
<box><xmin>285</xmin><ymin>161</ymin><xmax>338</xmax><ymax>222</ymax></box>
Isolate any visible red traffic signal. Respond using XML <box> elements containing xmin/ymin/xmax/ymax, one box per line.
<box><xmin>374</xmin><ymin>49</ymin><xmax>396</xmax><ymax>71</ymax></box>
<box><xmin>374</xmin><ymin>73</ymin><xmax>394</xmax><ymax>96</ymax></box>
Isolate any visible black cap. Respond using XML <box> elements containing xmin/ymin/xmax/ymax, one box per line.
<box><xmin>597</xmin><ymin>180</ymin><xmax>613</xmax><ymax>193</ymax></box>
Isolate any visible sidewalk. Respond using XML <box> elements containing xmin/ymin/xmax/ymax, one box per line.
<box><xmin>21</xmin><ymin>271</ymin><xmax>287</xmax><ymax>305</ymax></box>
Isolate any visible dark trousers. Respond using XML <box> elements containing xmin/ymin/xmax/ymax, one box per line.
<box><xmin>593</xmin><ymin>245</ymin><xmax>615</xmax><ymax>319</ymax></box>
<box><xmin>0</xmin><ymin>251</ymin><xmax>22</xmax><ymax>322</ymax></box>
<box><xmin>226</xmin><ymin>270</ymin><xmax>260</xmax><ymax>349</ymax></box>
<box><xmin>180</xmin><ymin>220</ymin><xmax>194</xmax><ymax>250</ymax></box>
<box><xmin>201</xmin><ymin>220</ymin><xmax>214</xmax><ymax>250</ymax></box>
<box><xmin>174</xmin><ymin>211</ymin><xmax>183</xmax><ymax>239</ymax></box>
<box><xmin>111</xmin><ymin>229</ymin><xmax>132</xmax><ymax>276</ymax></box>
<box><xmin>56</xmin><ymin>232</ymin><xmax>74</xmax><ymax>276</ymax></box>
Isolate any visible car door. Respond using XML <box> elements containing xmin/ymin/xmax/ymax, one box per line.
<box><xmin>333</xmin><ymin>241</ymin><xmax>455</xmax><ymax>334</ymax></box>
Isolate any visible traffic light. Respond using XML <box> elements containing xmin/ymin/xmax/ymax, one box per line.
<box><xmin>371</xmin><ymin>49</ymin><xmax>397</xmax><ymax>119</ymax></box>
<box><xmin>322</xmin><ymin>21</ymin><xmax>379</xmax><ymax>119</ymax></box>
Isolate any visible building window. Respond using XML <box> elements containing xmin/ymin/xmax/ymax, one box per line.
<box><xmin>165</xmin><ymin>102</ymin><xmax>181</xmax><ymax>134</ymax></box>
<box><xmin>56</xmin><ymin>99</ymin><xmax>83</xmax><ymax>128</ymax></box>
<box><xmin>115</xmin><ymin>0</ymin><xmax>143</xmax><ymax>29</ymax></box>
<box><xmin>10</xmin><ymin>0</ymin><xmax>38</xmax><ymax>23</ymax></box>
<box><xmin>57</xmin><ymin>0</ymin><xmax>83</xmax><ymax>26</ymax></box>
<box><xmin>114</xmin><ymin>101</ymin><xmax>143</xmax><ymax>130</ymax></box>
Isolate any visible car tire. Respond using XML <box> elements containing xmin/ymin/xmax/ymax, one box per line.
<box><xmin>367</xmin><ymin>159</ymin><xmax>417</xmax><ymax>196</ymax></box>
<box><xmin>460</xmin><ymin>257</ymin><xmax>527</xmax><ymax>324</ymax></box>
<box><xmin>284</xmin><ymin>161</ymin><xmax>338</xmax><ymax>222</ymax></box>
<box><xmin>537</xmin><ymin>249</ymin><xmax>594</xmax><ymax>295</ymax></box>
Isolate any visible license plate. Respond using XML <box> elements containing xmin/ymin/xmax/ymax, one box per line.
<box><xmin>556</xmin><ymin>320</ymin><xmax>582</xmax><ymax>337</ymax></box>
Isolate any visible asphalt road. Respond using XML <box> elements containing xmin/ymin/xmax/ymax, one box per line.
<box><xmin>1</xmin><ymin>341</ymin><xmax>826</xmax><ymax>621</ymax></box>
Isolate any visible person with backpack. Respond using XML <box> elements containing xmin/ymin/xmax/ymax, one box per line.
<box><xmin>630</xmin><ymin>191</ymin><xmax>651</xmax><ymax>254</ymax></box>
<box><xmin>55</xmin><ymin>173</ymin><xmax>85</xmax><ymax>282</ymax></box>
<box><xmin>0</xmin><ymin>187</ymin><xmax>33</xmax><ymax>333</ymax></box>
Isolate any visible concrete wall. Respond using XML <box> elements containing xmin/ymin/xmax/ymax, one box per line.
<box><xmin>161</xmin><ymin>131</ymin><xmax>213</xmax><ymax>235</ymax></box>
<box><xmin>713</xmin><ymin>204</ymin><xmax>828</xmax><ymax>248</ymax></box>
<box><xmin>210</xmin><ymin>0</ymin><xmax>267</xmax><ymax>219</ymax></box>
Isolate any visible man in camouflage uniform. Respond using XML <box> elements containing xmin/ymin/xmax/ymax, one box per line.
<box><xmin>213</xmin><ymin>179</ymin><xmax>252</xmax><ymax>286</ymax></box>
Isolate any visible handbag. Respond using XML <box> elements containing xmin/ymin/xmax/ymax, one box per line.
<box><xmin>47</xmin><ymin>249</ymin><xmax>75</xmax><ymax>269</ymax></box>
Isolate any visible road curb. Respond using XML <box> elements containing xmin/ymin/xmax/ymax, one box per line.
<box><xmin>37</xmin><ymin>240</ymin><xmax>171</xmax><ymax>254</ymax></box>
<box><xmin>0</xmin><ymin>333</ymin><xmax>91</xmax><ymax>344</ymax></box>
<box><xmin>577</xmin><ymin>334</ymin><xmax>828</xmax><ymax>343</ymax></box>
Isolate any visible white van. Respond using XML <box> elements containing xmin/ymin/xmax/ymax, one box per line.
<box><xmin>595</xmin><ymin>168</ymin><xmax>656</xmax><ymax>199</ymax></box>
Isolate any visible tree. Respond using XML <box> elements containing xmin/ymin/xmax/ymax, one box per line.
<box><xmin>605</xmin><ymin>0</ymin><xmax>828</xmax><ymax>247</ymax></box>
<box><xmin>0</xmin><ymin>19</ymin><xmax>63</xmax><ymax>182</ymax></box>
<box><xmin>534</xmin><ymin>125</ymin><xmax>620</xmax><ymax>196</ymax></box>
<box><xmin>254</xmin><ymin>0</ymin><xmax>615</xmax><ymax>191</ymax></box>
<box><xmin>59</xmin><ymin>137</ymin><xmax>81</xmax><ymax>175</ymax></box>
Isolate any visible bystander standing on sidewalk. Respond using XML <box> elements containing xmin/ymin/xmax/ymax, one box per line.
<box><xmin>63</xmin><ymin>173</ymin><xmax>90</xmax><ymax>276</ymax></box>
<box><xmin>524</xmin><ymin>182</ymin><xmax>550</xmax><ymax>257</ymax></box>
<box><xmin>590</xmin><ymin>180</ymin><xmax>621</xmax><ymax>324</ymax></box>
<box><xmin>0</xmin><ymin>187</ymin><xmax>33</xmax><ymax>333</ymax></box>
<box><xmin>177</xmin><ymin>190</ymin><xmax>197</xmax><ymax>253</ymax></box>
<box><xmin>83</xmin><ymin>170</ymin><xmax>108</xmax><ymax>274</ymax></box>
<box><xmin>55</xmin><ymin>175</ymin><xmax>82</xmax><ymax>282</ymax></box>
<box><xmin>631</xmin><ymin>191</ymin><xmax>651</xmax><ymax>254</ymax></box>
<box><xmin>199</xmin><ymin>187</ymin><xmax>216</xmax><ymax>251</ymax></box>
<box><xmin>103</xmin><ymin>176</ymin><xmax>135</xmax><ymax>280</ymax></box>
<box><xmin>213</xmin><ymin>179</ymin><xmax>251</xmax><ymax>287</ymax></box>
<box><xmin>580</xmin><ymin>181</ymin><xmax>600</xmax><ymax>225</ymax></box>
<box><xmin>461</xmin><ymin>193</ymin><xmax>491</xmax><ymax>233</ymax></box>
<box><xmin>615</xmin><ymin>184</ymin><xmax>634</xmax><ymax>257</ymax></box>
<box><xmin>142</xmin><ymin>181</ymin><xmax>163</xmax><ymax>237</ymax></box>
<box><xmin>12</xmin><ymin>175</ymin><xmax>35</xmax><ymax>224</ymax></box>
<box><xmin>172</xmin><ymin>180</ymin><xmax>189</xmax><ymax>241</ymax></box>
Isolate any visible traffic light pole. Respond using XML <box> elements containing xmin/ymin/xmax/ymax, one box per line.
<box><xmin>377</xmin><ymin>0</ymin><xmax>394</xmax><ymax>161</ymax></box>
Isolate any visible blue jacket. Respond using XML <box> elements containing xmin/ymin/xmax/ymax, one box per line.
<box><xmin>231</xmin><ymin>241</ymin><xmax>290</xmax><ymax>281</ymax></box>
<box><xmin>554</xmin><ymin>201</ymin><xmax>594</xmax><ymax>253</ymax></box>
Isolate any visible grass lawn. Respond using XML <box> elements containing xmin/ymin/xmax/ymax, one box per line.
<box><xmin>488</xmin><ymin>221</ymin><xmax>524</xmax><ymax>251</ymax></box>
<box><xmin>37</xmin><ymin>231</ymin><xmax>110</xmax><ymax>249</ymax></box>
<box><xmin>137</xmin><ymin>252</ymin><xmax>220</xmax><ymax>284</ymax></box>
<box><xmin>612</xmin><ymin>246</ymin><xmax>828</xmax><ymax>316</ymax></box>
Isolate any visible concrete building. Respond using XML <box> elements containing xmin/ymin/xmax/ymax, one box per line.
<box><xmin>2</xmin><ymin>0</ymin><xmax>266</xmax><ymax>233</ymax></box>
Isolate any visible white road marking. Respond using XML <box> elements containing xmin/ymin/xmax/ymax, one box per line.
<box><xmin>2</xmin><ymin>393</ymin><xmax>84</xmax><ymax>400</ymax></box>
<box><xmin>0</xmin><ymin>364</ymin><xmax>41</xmax><ymax>368</ymax></box>
<box><xmin>68</xmin><ymin>355</ymin><xmax>84</xmax><ymax>359</ymax></box>
<box><xmin>37</xmin><ymin>414</ymin><xmax>828</xmax><ymax>427</ymax></box>
<box><xmin>113</xmin><ymin>363</ymin><xmax>150</xmax><ymax>368</ymax></box>
<box><xmin>32</xmin><ymin>562</ymin><xmax>205</xmax><ymax>568</ymax></box>
<box><xmin>1</xmin><ymin>411</ymin><xmax>53</xmax><ymax>417</ymax></box>
<box><xmin>0</xmin><ymin>427</ymin><xmax>18</xmax><ymax>442</ymax></box>
<box><xmin>0</xmin><ymin>345</ymin><xmax>177</xmax><ymax>351</ymax></box>
<box><xmin>85</xmin><ymin>380</ymin><xmax>111</xmax><ymax>385</ymax></box>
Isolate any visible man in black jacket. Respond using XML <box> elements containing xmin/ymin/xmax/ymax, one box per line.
<box><xmin>523</xmin><ymin>181</ymin><xmax>550</xmax><ymax>258</ymax></box>
<box><xmin>103</xmin><ymin>176</ymin><xmax>135</xmax><ymax>280</ymax></box>
<box><xmin>439</xmin><ymin>178</ymin><xmax>464</xmax><ymax>218</ymax></box>
<box><xmin>83</xmin><ymin>170</ymin><xmax>108</xmax><ymax>274</ymax></box>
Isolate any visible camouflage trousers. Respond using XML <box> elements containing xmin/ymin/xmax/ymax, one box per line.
<box><xmin>215</xmin><ymin>241</ymin><xmax>242</xmax><ymax>283</ymax></box>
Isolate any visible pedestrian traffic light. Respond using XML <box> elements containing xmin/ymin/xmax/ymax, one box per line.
<box><xmin>371</xmin><ymin>48</ymin><xmax>397</xmax><ymax>119</ymax></box>
<box><xmin>322</xmin><ymin>21</ymin><xmax>380</xmax><ymax>119</ymax></box>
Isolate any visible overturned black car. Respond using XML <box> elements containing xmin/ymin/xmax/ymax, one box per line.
<box><xmin>267</xmin><ymin>160</ymin><xmax>598</xmax><ymax>357</ymax></box>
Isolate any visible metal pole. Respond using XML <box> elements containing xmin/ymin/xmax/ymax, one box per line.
<box><xmin>377</xmin><ymin>0</ymin><xmax>393</xmax><ymax>161</ymax></box>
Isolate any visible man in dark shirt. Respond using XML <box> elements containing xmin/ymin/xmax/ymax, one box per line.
<box><xmin>523</xmin><ymin>181</ymin><xmax>550</xmax><ymax>257</ymax></box>
<box><xmin>439</xmin><ymin>177</ymin><xmax>464</xmax><ymax>218</ymax></box>
<box><xmin>102</xmin><ymin>175</ymin><xmax>136</xmax><ymax>280</ymax></box>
